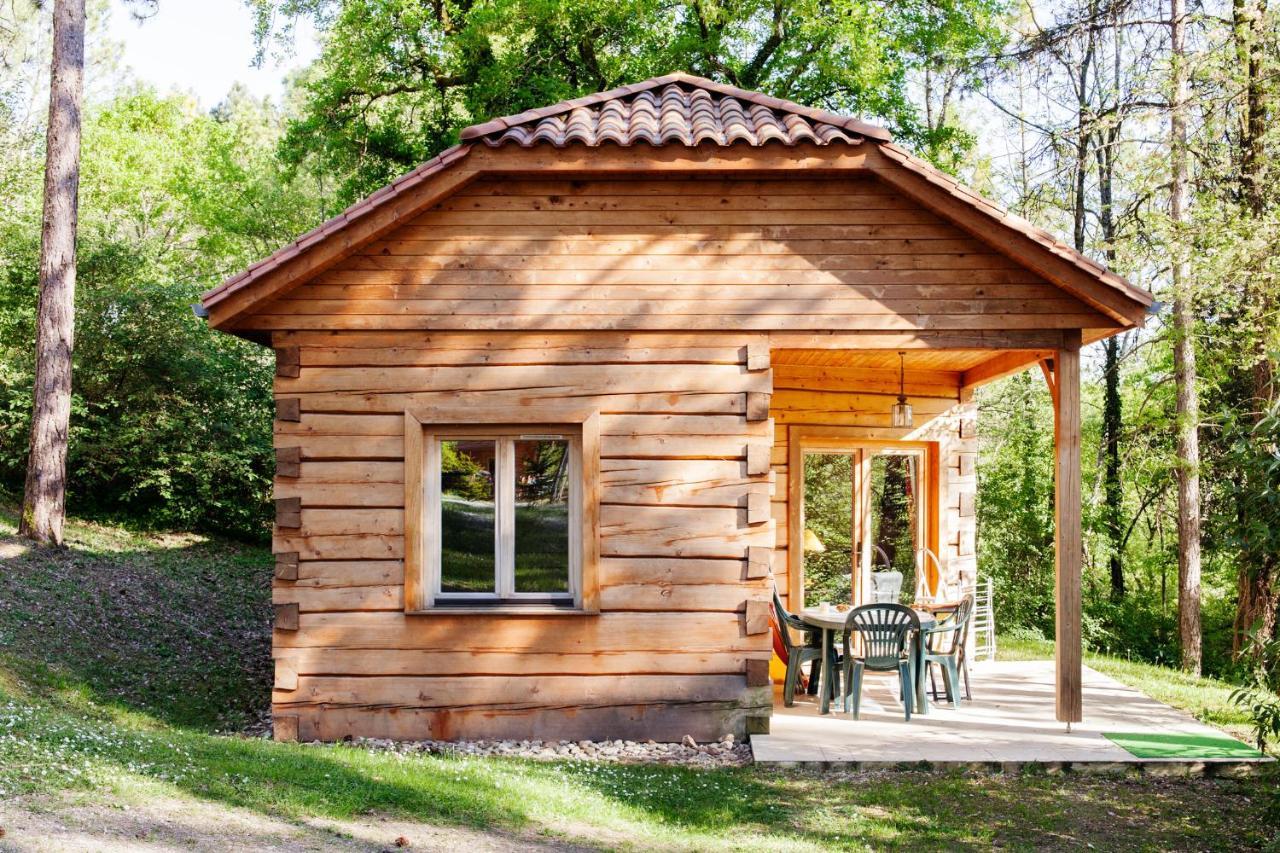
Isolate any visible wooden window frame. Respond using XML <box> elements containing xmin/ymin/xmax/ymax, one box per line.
<box><xmin>404</xmin><ymin>406</ymin><xmax>601</xmax><ymax>615</ymax></box>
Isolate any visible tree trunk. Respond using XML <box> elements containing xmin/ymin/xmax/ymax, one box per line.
<box><xmin>1170</xmin><ymin>0</ymin><xmax>1202</xmax><ymax>674</ymax></box>
<box><xmin>1103</xmin><ymin>335</ymin><xmax>1124</xmax><ymax>599</ymax></box>
<box><xmin>19</xmin><ymin>0</ymin><xmax>85</xmax><ymax>546</ymax></box>
<box><xmin>1231</xmin><ymin>0</ymin><xmax>1278</xmax><ymax>655</ymax></box>
<box><xmin>1096</xmin><ymin>95</ymin><xmax>1125</xmax><ymax>601</ymax></box>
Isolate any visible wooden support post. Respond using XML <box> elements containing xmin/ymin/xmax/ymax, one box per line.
<box><xmin>1052</xmin><ymin>331</ymin><xmax>1083</xmax><ymax>724</ymax></box>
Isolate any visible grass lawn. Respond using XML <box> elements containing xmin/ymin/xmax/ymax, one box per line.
<box><xmin>1</xmin><ymin>508</ymin><xmax>1277</xmax><ymax>851</ymax></box>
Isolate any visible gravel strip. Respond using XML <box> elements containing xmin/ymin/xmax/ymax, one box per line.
<box><xmin>302</xmin><ymin>733</ymin><xmax>753</xmax><ymax>767</ymax></box>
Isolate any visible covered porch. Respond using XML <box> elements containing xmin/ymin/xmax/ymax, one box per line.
<box><xmin>756</xmin><ymin>341</ymin><xmax>1268</xmax><ymax>770</ymax></box>
<box><xmin>762</xmin><ymin>336</ymin><xmax>1087</xmax><ymax>727</ymax></box>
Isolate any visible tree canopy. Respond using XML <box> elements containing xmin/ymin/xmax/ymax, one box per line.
<box><xmin>248</xmin><ymin>0</ymin><xmax>1008</xmax><ymax>203</ymax></box>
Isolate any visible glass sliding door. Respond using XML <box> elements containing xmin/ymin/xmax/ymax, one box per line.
<box><xmin>800</xmin><ymin>452</ymin><xmax>855</xmax><ymax>608</ymax></box>
<box><xmin>863</xmin><ymin>450</ymin><xmax>923</xmax><ymax>602</ymax></box>
<box><xmin>801</xmin><ymin>444</ymin><xmax>928</xmax><ymax>608</ymax></box>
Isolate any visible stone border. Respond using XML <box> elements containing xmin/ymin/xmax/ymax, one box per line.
<box><xmin>304</xmin><ymin>734</ymin><xmax>753</xmax><ymax>768</ymax></box>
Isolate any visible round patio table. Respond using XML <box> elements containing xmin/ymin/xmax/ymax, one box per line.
<box><xmin>799</xmin><ymin>606</ymin><xmax>938</xmax><ymax>716</ymax></box>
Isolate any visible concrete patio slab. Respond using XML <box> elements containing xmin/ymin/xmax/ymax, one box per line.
<box><xmin>751</xmin><ymin>660</ymin><xmax>1271</xmax><ymax>774</ymax></box>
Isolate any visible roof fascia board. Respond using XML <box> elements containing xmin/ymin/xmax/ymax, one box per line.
<box><xmin>465</xmin><ymin>141</ymin><xmax>871</xmax><ymax>173</ymax></box>
<box><xmin>867</xmin><ymin>146</ymin><xmax>1150</xmax><ymax>327</ymax></box>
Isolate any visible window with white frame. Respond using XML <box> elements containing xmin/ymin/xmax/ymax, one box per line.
<box><xmin>404</xmin><ymin>411</ymin><xmax>600</xmax><ymax>613</ymax></box>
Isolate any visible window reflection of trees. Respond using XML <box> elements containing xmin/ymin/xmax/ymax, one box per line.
<box><xmin>803</xmin><ymin>451</ymin><xmax>921</xmax><ymax>608</ymax></box>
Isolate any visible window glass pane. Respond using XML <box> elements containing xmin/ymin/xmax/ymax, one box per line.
<box><xmin>867</xmin><ymin>451</ymin><xmax>921</xmax><ymax>601</ymax></box>
<box><xmin>802</xmin><ymin>452</ymin><xmax>853</xmax><ymax>608</ymax></box>
<box><xmin>513</xmin><ymin>438</ymin><xmax>571</xmax><ymax>593</ymax></box>
<box><xmin>440</xmin><ymin>439</ymin><xmax>496</xmax><ymax>593</ymax></box>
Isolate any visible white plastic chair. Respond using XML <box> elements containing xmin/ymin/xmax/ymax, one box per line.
<box><xmin>913</xmin><ymin>548</ymin><xmax>945</xmax><ymax>602</ymax></box>
<box><xmin>869</xmin><ymin>571</ymin><xmax>904</xmax><ymax>603</ymax></box>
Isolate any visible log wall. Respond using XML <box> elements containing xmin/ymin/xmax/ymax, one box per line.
<box><xmin>246</xmin><ymin>175</ymin><xmax>1113</xmax><ymax>333</ymax></box>
<box><xmin>270</xmin><ymin>331</ymin><xmax>776</xmax><ymax>742</ymax></box>
<box><xmin>251</xmin><ymin>174</ymin><xmax>1048</xmax><ymax>742</ymax></box>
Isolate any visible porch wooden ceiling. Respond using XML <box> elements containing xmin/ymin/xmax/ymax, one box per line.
<box><xmin>771</xmin><ymin>349</ymin><xmax>994</xmax><ymax>372</ymax></box>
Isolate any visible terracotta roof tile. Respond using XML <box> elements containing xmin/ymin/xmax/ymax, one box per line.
<box><xmin>469</xmin><ymin>80</ymin><xmax>872</xmax><ymax>149</ymax></box>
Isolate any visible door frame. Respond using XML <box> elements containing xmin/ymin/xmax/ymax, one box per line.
<box><xmin>786</xmin><ymin>426</ymin><xmax>941</xmax><ymax>609</ymax></box>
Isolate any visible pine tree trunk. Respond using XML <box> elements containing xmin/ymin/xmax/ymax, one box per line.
<box><xmin>19</xmin><ymin>0</ymin><xmax>85</xmax><ymax>546</ymax></box>
<box><xmin>1170</xmin><ymin>0</ymin><xmax>1202</xmax><ymax>674</ymax></box>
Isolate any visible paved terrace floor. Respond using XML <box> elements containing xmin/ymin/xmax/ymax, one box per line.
<box><xmin>752</xmin><ymin>660</ymin><xmax>1270</xmax><ymax>770</ymax></box>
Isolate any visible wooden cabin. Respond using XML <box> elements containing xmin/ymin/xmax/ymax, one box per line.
<box><xmin>200</xmin><ymin>73</ymin><xmax>1153</xmax><ymax>743</ymax></box>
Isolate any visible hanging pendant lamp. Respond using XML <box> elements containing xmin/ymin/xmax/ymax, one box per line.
<box><xmin>891</xmin><ymin>351</ymin><xmax>913</xmax><ymax>428</ymax></box>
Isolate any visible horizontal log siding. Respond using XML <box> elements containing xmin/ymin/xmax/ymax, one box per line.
<box><xmin>769</xmin><ymin>364</ymin><xmax>973</xmax><ymax>609</ymax></box>
<box><xmin>247</xmin><ymin>176</ymin><xmax>1114</xmax><ymax>333</ymax></box>
<box><xmin>271</xmin><ymin>331</ymin><xmax>774</xmax><ymax>742</ymax></box>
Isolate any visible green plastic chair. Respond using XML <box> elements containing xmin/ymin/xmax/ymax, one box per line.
<box><xmin>771</xmin><ymin>588</ymin><xmax>830</xmax><ymax>706</ymax></box>
<box><xmin>840</xmin><ymin>603</ymin><xmax>920</xmax><ymax>721</ymax></box>
<box><xmin>922</xmin><ymin>595</ymin><xmax>974</xmax><ymax>708</ymax></box>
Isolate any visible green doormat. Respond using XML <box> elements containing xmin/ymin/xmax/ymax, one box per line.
<box><xmin>1103</xmin><ymin>732</ymin><xmax>1263</xmax><ymax>759</ymax></box>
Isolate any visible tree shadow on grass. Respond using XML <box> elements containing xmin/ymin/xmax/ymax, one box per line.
<box><xmin>545</xmin><ymin>761</ymin><xmax>1278</xmax><ymax>851</ymax></box>
<box><xmin>0</xmin><ymin>510</ymin><xmax>273</xmax><ymax>732</ymax></box>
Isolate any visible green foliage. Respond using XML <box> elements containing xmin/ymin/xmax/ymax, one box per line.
<box><xmin>0</xmin><ymin>89</ymin><xmax>321</xmax><ymax>540</ymax></box>
<box><xmin>1216</xmin><ymin>394</ymin><xmax>1280</xmax><ymax>595</ymax></box>
<box><xmin>1231</xmin><ymin>685</ymin><xmax>1280</xmax><ymax>753</ymax></box>
<box><xmin>440</xmin><ymin>440</ymin><xmax>492</xmax><ymax>502</ymax></box>
<box><xmin>250</xmin><ymin>0</ymin><xmax>1009</xmax><ymax>205</ymax></box>
<box><xmin>1231</xmin><ymin>630</ymin><xmax>1280</xmax><ymax>751</ymax></box>
<box><xmin>975</xmin><ymin>372</ymin><xmax>1055</xmax><ymax>634</ymax></box>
